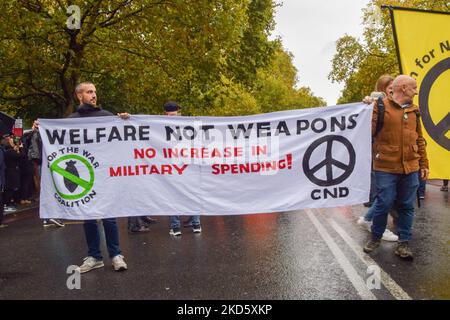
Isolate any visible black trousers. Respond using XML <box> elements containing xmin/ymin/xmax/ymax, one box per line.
<box><xmin>20</xmin><ymin>173</ymin><xmax>34</xmax><ymax>200</ymax></box>
<box><xmin>0</xmin><ymin>192</ymin><xmax>4</xmax><ymax>225</ymax></box>
<box><xmin>4</xmin><ymin>189</ymin><xmax>20</xmax><ymax>206</ymax></box>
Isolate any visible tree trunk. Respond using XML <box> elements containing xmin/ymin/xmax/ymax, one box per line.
<box><xmin>63</xmin><ymin>100</ymin><xmax>74</xmax><ymax>118</ymax></box>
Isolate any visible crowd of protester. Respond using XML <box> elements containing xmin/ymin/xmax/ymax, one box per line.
<box><xmin>0</xmin><ymin>79</ymin><xmax>447</xmax><ymax>271</ymax></box>
<box><xmin>0</xmin><ymin>130</ymin><xmax>42</xmax><ymax>228</ymax></box>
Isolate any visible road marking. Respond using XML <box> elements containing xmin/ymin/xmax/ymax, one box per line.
<box><xmin>305</xmin><ymin>209</ymin><xmax>377</xmax><ymax>300</ymax></box>
<box><xmin>315</xmin><ymin>208</ymin><xmax>412</xmax><ymax>300</ymax></box>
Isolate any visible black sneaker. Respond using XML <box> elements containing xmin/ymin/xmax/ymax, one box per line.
<box><xmin>142</xmin><ymin>216</ymin><xmax>158</xmax><ymax>224</ymax></box>
<box><xmin>4</xmin><ymin>206</ymin><xmax>17</xmax><ymax>213</ymax></box>
<box><xmin>43</xmin><ymin>220</ymin><xmax>52</xmax><ymax>227</ymax></box>
<box><xmin>395</xmin><ymin>241</ymin><xmax>414</xmax><ymax>260</ymax></box>
<box><xmin>363</xmin><ymin>239</ymin><xmax>381</xmax><ymax>253</ymax></box>
<box><xmin>50</xmin><ymin>219</ymin><xmax>65</xmax><ymax>227</ymax></box>
<box><xmin>129</xmin><ymin>226</ymin><xmax>150</xmax><ymax>233</ymax></box>
<box><xmin>193</xmin><ymin>224</ymin><xmax>202</xmax><ymax>233</ymax></box>
<box><xmin>43</xmin><ymin>219</ymin><xmax>65</xmax><ymax>227</ymax></box>
<box><xmin>169</xmin><ymin>228</ymin><xmax>182</xmax><ymax>236</ymax></box>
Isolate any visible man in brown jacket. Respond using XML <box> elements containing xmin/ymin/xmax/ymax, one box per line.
<box><xmin>363</xmin><ymin>75</ymin><xmax>429</xmax><ymax>260</ymax></box>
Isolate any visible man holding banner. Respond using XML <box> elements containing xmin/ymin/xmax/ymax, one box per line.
<box><xmin>363</xmin><ymin>75</ymin><xmax>429</xmax><ymax>260</ymax></box>
<box><xmin>69</xmin><ymin>82</ymin><xmax>129</xmax><ymax>273</ymax></box>
<box><xmin>38</xmin><ymin>102</ymin><xmax>374</xmax><ymax>220</ymax></box>
<box><xmin>163</xmin><ymin>101</ymin><xmax>202</xmax><ymax>236</ymax></box>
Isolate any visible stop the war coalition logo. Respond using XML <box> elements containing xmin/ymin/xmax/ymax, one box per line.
<box><xmin>47</xmin><ymin>147</ymin><xmax>98</xmax><ymax>207</ymax></box>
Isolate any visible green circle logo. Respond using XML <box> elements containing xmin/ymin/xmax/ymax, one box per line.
<box><xmin>50</xmin><ymin>155</ymin><xmax>95</xmax><ymax>200</ymax></box>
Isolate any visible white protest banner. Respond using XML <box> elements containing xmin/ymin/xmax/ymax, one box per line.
<box><xmin>39</xmin><ymin>103</ymin><xmax>372</xmax><ymax>219</ymax></box>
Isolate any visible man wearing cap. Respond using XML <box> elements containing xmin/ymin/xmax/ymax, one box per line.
<box><xmin>164</xmin><ymin>101</ymin><xmax>202</xmax><ymax>236</ymax></box>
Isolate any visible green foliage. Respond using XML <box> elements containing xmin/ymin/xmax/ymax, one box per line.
<box><xmin>202</xmin><ymin>75</ymin><xmax>261</xmax><ymax>117</ymax></box>
<box><xmin>255</xmin><ymin>48</ymin><xmax>326</xmax><ymax>113</ymax></box>
<box><xmin>330</xmin><ymin>0</ymin><xmax>450</xmax><ymax>104</ymax></box>
<box><xmin>227</xmin><ymin>0</ymin><xmax>278</xmax><ymax>88</ymax></box>
<box><xmin>0</xmin><ymin>0</ymin><xmax>325</xmax><ymax>121</ymax></box>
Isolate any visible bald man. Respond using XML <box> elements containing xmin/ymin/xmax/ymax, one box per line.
<box><xmin>393</xmin><ymin>75</ymin><xmax>418</xmax><ymax>106</ymax></box>
<box><xmin>35</xmin><ymin>82</ymin><xmax>130</xmax><ymax>273</ymax></box>
<box><xmin>363</xmin><ymin>75</ymin><xmax>429</xmax><ymax>260</ymax></box>
<box><xmin>69</xmin><ymin>82</ymin><xmax>130</xmax><ymax>273</ymax></box>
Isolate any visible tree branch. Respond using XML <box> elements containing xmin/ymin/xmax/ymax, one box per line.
<box><xmin>0</xmin><ymin>91</ymin><xmax>63</xmax><ymax>104</ymax></box>
<box><xmin>25</xmin><ymin>65</ymin><xmax>66</xmax><ymax>104</ymax></box>
<box><xmin>19</xmin><ymin>0</ymin><xmax>53</xmax><ymax>19</ymax></box>
<box><xmin>98</xmin><ymin>0</ymin><xmax>168</xmax><ymax>28</ymax></box>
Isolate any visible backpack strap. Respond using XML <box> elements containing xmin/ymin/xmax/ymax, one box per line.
<box><xmin>414</xmin><ymin>110</ymin><xmax>421</xmax><ymax>126</ymax></box>
<box><xmin>413</xmin><ymin>110</ymin><xmax>424</xmax><ymax>144</ymax></box>
<box><xmin>373</xmin><ymin>97</ymin><xmax>385</xmax><ymax>139</ymax></box>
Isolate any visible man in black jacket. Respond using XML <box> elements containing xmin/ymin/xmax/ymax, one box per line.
<box><xmin>0</xmin><ymin>137</ymin><xmax>6</xmax><ymax>228</ymax></box>
<box><xmin>36</xmin><ymin>81</ymin><xmax>129</xmax><ymax>272</ymax></box>
<box><xmin>2</xmin><ymin>134</ymin><xmax>21</xmax><ymax>213</ymax></box>
<box><xmin>71</xmin><ymin>82</ymin><xmax>129</xmax><ymax>273</ymax></box>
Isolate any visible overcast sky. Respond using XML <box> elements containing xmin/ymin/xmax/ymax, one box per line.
<box><xmin>273</xmin><ymin>0</ymin><xmax>370</xmax><ymax>105</ymax></box>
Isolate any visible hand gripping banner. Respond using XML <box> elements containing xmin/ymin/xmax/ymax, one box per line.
<box><xmin>39</xmin><ymin>103</ymin><xmax>372</xmax><ymax>219</ymax></box>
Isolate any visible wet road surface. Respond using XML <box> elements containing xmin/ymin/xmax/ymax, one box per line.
<box><xmin>0</xmin><ymin>183</ymin><xmax>448</xmax><ymax>299</ymax></box>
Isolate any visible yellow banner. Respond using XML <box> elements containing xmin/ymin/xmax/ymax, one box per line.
<box><xmin>392</xmin><ymin>8</ymin><xmax>450</xmax><ymax>179</ymax></box>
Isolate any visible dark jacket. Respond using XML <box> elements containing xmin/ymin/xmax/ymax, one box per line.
<box><xmin>68</xmin><ymin>104</ymin><xmax>114</xmax><ymax>118</ymax></box>
<box><xmin>19</xmin><ymin>148</ymin><xmax>33</xmax><ymax>177</ymax></box>
<box><xmin>4</xmin><ymin>145</ymin><xmax>22</xmax><ymax>191</ymax></box>
<box><xmin>27</xmin><ymin>130</ymin><xmax>42</xmax><ymax>162</ymax></box>
<box><xmin>0</xmin><ymin>146</ymin><xmax>5</xmax><ymax>190</ymax></box>
<box><xmin>372</xmin><ymin>98</ymin><xmax>429</xmax><ymax>174</ymax></box>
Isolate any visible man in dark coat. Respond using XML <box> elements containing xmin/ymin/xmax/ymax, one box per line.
<box><xmin>35</xmin><ymin>81</ymin><xmax>130</xmax><ymax>273</ymax></box>
<box><xmin>2</xmin><ymin>134</ymin><xmax>21</xmax><ymax>212</ymax></box>
<box><xmin>0</xmin><ymin>137</ymin><xmax>6</xmax><ymax>228</ymax></box>
<box><xmin>69</xmin><ymin>82</ymin><xmax>129</xmax><ymax>273</ymax></box>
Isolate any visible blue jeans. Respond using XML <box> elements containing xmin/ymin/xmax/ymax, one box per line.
<box><xmin>364</xmin><ymin>199</ymin><xmax>398</xmax><ymax>222</ymax></box>
<box><xmin>363</xmin><ymin>171</ymin><xmax>378</xmax><ymax>221</ymax></box>
<box><xmin>84</xmin><ymin>218</ymin><xmax>121</xmax><ymax>260</ymax></box>
<box><xmin>364</xmin><ymin>204</ymin><xmax>375</xmax><ymax>221</ymax></box>
<box><xmin>369</xmin><ymin>170</ymin><xmax>378</xmax><ymax>203</ymax></box>
<box><xmin>170</xmin><ymin>215</ymin><xmax>200</xmax><ymax>229</ymax></box>
<box><xmin>371</xmin><ymin>171</ymin><xmax>419</xmax><ymax>241</ymax></box>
